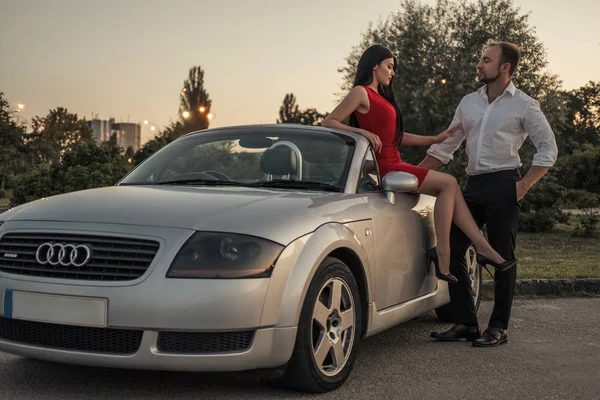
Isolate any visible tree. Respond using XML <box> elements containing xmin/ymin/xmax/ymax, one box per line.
<box><xmin>554</xmin><ymin>144</ymin><xmax>600</xmax><ymax>194</ymax></box>
<box><xmin>339</xmin><ymin>0</ymin><xmax>566</xmax><ymax>184</ymax></box>
<box><xmin>132</xmin><ymin>65</ymin><xmax>212</xmax><ymax>165</ymax></box>
<box><xmin>179</xmin><ymin>66</ymin><xmax>212</xmax><ymax>134</ymax></box>
<box><xmin>132</xmin><ymin>120</ymin><xmax>186</xmax><ymax>165</ymax></box>
<box><xmin>28</xmin><ymin>107</ymin><xmax>94</xmax><ymax>164</ymax></box>
<box><xmin>276</xmin><ymin>93</ymin><xmax>328</xmax><ymax>126</ymax></box>
<box><xmin>559</xmin><ymin>81</ymin><xmax>600</xmax><ymax>155</ymax></box>
<box><xmin>0</xmin><ymin>92</ymin><xmax>27</xmax><ymax>195</ymax></box>
<box><xmin>10</xmin><ymin>140</ymin><xmax>131</xmax><ymax>207</ymax></box>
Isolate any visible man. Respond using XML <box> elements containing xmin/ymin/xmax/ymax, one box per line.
<box><xmin>419</xmin><ymin>40</ymin><xmax>558</xmax><ymax>347</ymax></box>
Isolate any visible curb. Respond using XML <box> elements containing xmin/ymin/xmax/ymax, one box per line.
<box><xmin>482</xmin><ymin>278</ymin><xmax>600</xmax><ymax>299</ymax></box>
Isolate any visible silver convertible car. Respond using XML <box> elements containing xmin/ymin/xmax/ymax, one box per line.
<box><xmin>0</xmin><ymin>124</ymin><xmax>482</xmax><ymax>392</ymax></box>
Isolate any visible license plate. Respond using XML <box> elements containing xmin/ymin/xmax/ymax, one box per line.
<box><xmin>4</xmin><ymin>290</ymin><xmax>108</xmax><ymax>328</ymax></box>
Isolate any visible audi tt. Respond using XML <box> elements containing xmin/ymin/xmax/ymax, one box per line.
<box><xmin>0</xmin><ymin>124</ymin><xmax>483</xmax><ymax>392</ymax></box>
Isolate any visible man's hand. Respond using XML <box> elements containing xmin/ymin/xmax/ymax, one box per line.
<box><xmin>516</xmin><ymin>180</ymin><xmax>529</xmax><ymax>201</ymax></box>
<box><xmin>434</xmin><ymin>124</ymin><xmax>462</xmax><ymax>144</ymax></box>
<box><xmin>516</xmin><ymin>166</ymin><xmax>550</xmax><ymax>201</ymax></box>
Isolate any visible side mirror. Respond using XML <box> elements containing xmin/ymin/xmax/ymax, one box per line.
<box><xmin>381</xmin><ymin>172</ymin><xmax>419</xmax><ymax>204</ymax></box>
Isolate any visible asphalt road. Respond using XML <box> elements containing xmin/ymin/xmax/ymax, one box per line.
<box><xmin>1</xmin><ymin>298</ymin><xmax>598</xmax><ymax>399</ymax></box>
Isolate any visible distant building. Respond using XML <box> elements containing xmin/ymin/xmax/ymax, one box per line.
<box><xmin>113</xmin><ymin>122</ymin><xmax>141</xmax><ymax>154</ymax></box>
<box><xmin>89</xmin><ymin>118</ymin><xmax>141</xmax><ymax>153</ymax></box>
<box><xmin>89</xmin><ymin>119</ymin><xmax>114</xmax><ymax>143</ymax></box>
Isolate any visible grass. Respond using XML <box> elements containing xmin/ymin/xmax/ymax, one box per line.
<box><xmin>0</xmin><ymin>190</ymin><xmax>597</xmax><ymax>279</ymax></box>
<box><xmin>515</xmin><ymin>216</ymin><xmax>600</xmax><ymax>280</ymax></box>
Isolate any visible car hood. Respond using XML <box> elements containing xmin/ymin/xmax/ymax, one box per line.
<box><xmin>0</xmin><ymin>186</ymin><xmax>370</xmax><ymax>244</ymax></box>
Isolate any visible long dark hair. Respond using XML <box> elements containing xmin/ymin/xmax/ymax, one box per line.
<box><xmin>349</xmin><ymin>44</ymin><xmax>404</xmax><ymax>147</ymax></box>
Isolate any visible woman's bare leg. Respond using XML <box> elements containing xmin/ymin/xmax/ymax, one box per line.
<box><xmin>415</xmin><ymin>170</ymin><xmax>457</xmax><ymax>275</ymax></box>
<box><xmin>451</xmin><ymin>186</ymin><xmax>505</xmax><ymax>263</ymax></box>
<box><xmin>416</xmin><ymin>170</ymin><xmax>505</xmax><ymax>275</ymax></box>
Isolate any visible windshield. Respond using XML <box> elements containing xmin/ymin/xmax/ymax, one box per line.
<box><xmin>119</xmin><ymin>128</ymin><xmax>355</xmax><ymax>192</ymax></box>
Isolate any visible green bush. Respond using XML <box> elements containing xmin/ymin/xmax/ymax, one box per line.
<box><xmin>518</xmin><ymin>176</ymin><xmax>567</xmax><ymax>233</ymax></box>
<box><xmin>566</xmin><ymin>190</ymin><xmax>600</xmax><ymax>238</ymax></box>
<box><xmin>555</xmin><ymin>144</ymin><xmax>600</xmax><ymax>194</ymax></box>
<box><xmin>10</xmin><ymin>141</ymin><xmax>130</xmax><ymax>208</ymax></box>
<box><xmin>519</xmin><ymin>208</ymin><xmax>564</xmax><ymax>233</ymax></box>
<box><xmin>573</xmin><ymin>214</ymin><xmax>599</xmax><ymax>238</ymax></box>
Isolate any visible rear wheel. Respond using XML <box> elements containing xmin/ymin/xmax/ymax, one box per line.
<box><xmin>435</xmin><ymin>245</ymin><xmax>482</xmax><ymax>322</ymax></box>
<box><xmin>279</xmin><ymin>257</ymin><xmax>362</xmax><ymax>393</ymax></box>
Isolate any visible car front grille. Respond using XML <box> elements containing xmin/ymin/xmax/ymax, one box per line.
<box><xmin>0</xmin><ymin>233</ymin><xmax>159</xmax><ymax>281</ymax></box>
<box><xmin>157</xmin><ymin>330</ymin><xmax>254</xmax><ymax>354</ymax></box>
<box><xmin>0</xmin><ymin>317</ymin><xmax>143</xmax><ymax>354</ymax></box>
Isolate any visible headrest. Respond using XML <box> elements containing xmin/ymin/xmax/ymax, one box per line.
<box><xmin>260</xmin><ymin>146</ymin><xmax>297</xmax><ymax>175</ymax></box>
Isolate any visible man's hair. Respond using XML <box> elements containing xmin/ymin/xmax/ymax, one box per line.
<box><xmin>485</xmin><ymin>39</ymin><xmax>521</xmax><ymax>76</ymax></box>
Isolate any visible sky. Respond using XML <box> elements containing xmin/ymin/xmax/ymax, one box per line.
<box><xmin>1</xmin><ymin>0</ymin><xmax>599</xmax><ymax>144</ymax></box>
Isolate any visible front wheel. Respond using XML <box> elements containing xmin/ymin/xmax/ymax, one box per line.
<box><xmin>435</xmin><ymin>245</ymin><xmax>482</xmax><ymax>322</ymax></box>
<box><xmin>279</xmin><ymin>257</ymin><xmax>362</xmax><ymax>393</ymax></box>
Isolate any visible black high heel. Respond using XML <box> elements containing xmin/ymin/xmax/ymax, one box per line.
<box><xmin>428</xmin><ymin>248</ymin><xmax>458</xmax><ymax>283</ymax></box>
<box><xmin>476</xmin><ymin>255</ymin><xmax>517</xmax><ymax>272</ymax></box>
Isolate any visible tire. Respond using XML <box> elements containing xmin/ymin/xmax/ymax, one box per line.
<box><xmin>279</xmin><ymin>257</ymin><xmax>362</xmax><ymax>393</ymax></box>
<box><xmin>435</xmin><ymin>245</ymin><xmax>482</xmax><ymax>322</ymax></box>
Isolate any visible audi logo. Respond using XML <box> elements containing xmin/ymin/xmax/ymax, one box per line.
<box><xmin>35</xmin><ymin>242</ymin><xmax>92</xmax><ymax>267</ymax></box>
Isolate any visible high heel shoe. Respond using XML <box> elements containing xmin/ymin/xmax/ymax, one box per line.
<box><xmin>476</xmin><ymin>255</ymin><xmax>517</xmax><ymax>272</ymax></box>
<box><xmin>428</xmin><ymin>248</ymin><xmax>458</xmax><ymax>283</ymax></box>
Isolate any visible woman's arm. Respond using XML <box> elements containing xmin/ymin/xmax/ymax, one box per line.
<box><xmin>321</xmin><ymin>87</ymin><xmax>382</xmax><ymax>153</ymax></box>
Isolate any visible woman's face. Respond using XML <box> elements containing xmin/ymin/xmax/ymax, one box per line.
<box><xmin>373</xmin><ymin>57</ymin><xmax>395</xmax><ymax>86</ymax></box>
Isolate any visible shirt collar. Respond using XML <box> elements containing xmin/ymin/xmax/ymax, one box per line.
<box><xmin>478</xmin><ymin>81</ymin><xmax>517</xmax><ymax>99</ymax></box>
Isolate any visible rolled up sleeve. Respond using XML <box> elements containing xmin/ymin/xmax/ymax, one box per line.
<box><xmin>523</xmin><ymin>100</ymin><xmax>558</xmax><ymax>167</ymax></box>
<box><xmin>427</xmin><ymin>103</ymin><xmax>466</xmax><ymax>164</ymax></box>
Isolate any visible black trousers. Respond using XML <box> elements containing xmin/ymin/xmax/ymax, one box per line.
<box><xmin>449</xmin><ymin>169</ymin><xmax>521</xmax><ymax>330</ymax></box>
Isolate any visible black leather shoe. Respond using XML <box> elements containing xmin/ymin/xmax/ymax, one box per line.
<box><xmin>476</xmin><ymin>255</ymin><xmax>516</xmax><ymax>272</ymax></box>
<box><xmin>472</xmin><ymin>327</ymin><xmax>508</xmax><ymax>347</ymax></box>
<box><xmin>429</xmin><ymin>248</ymin><xmax>458</xmax><ymax>283</ymax></box>
<box><xmin>430</xmin><ymin>324</ymin><xmax>481</xmax><ymax>341</ymax></box>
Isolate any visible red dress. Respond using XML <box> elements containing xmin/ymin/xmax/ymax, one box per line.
<box><xmin>354</xmin><ymin>85</ymin><xmax>429</xmax><ymax>189</ymax></box>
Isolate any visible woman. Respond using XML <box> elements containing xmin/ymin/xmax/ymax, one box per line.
<box><xmin>321</xmin><ymin>45</ymin><xmax>515</xmax><ymax>283</ymax></box>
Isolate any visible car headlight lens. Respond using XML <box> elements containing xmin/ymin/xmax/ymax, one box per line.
<box><xmin>166</xmin><ymin>232</ymin><xmax>284</xmax><ymax>279</ymax></box>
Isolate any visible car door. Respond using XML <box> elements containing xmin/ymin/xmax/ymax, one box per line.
<box><xmin>357</xmin><ymin>149</ymin><xmax>437</xmax><ymax>310</ymax></box>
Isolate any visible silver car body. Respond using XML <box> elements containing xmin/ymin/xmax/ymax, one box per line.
<box><xmin>0</xmin><ymin>124</ymin><xmax>451</xmax><ymax>372</ymax></box>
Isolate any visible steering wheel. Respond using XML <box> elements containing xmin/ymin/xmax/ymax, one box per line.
<box><xmin>201</xmin><ymin>171</ymin><xmax>233</xmax><ymax>181</ymax></box>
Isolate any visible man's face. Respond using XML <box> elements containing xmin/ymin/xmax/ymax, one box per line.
<box><xmin>476</xmin><ymin>46</ymin><xmax>505</xmax><ymax>84</ymax></box>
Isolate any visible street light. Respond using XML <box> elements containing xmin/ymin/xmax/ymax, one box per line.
<box><xmin>16</xmin><ymin>103</ymin><xmax>24</xmax><ymax>112</ymax></box>
<box><xmin>440</xmin><ymin>78</ymin><xmax>447</xmax><ymax>85</ymax></box>
<box><xmin>196</xmin><ymin>105</ymin><xmax>213</xmax><ymax>121</ymax></box>
<box><xmin>143</xmin><ymin>120</ymin><xmax>158</xmax><ymax>132</ymax></box>
<box><xmin>182</xmin><ymin>110</ymin><xmax>190</xmax><ymax>119</ymax></box>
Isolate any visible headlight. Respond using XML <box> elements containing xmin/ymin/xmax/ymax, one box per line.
<box><xmin>166</xmin><ymin>232</ymin><xmax>284</xmax><ymax>279</ymax></box>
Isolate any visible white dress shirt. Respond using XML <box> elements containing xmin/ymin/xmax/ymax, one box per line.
<box><xmin>427</xmin><ymin>81</ymin><xmax>558</xmax><ymax>176</ymax></box>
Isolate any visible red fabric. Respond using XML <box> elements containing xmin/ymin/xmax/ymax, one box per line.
<box><xmin>354</xmin><ymin>86</ymin><xmax>430</xmax><ymax>188</ymax></box>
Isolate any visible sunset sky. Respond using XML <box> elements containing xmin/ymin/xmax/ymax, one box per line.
<box><xmin>1</xmin><ymin>0</ymin><xmax>598</xmax><ymax>144</ymax></box>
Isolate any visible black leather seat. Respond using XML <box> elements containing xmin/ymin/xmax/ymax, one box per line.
<box><xmin>260</xmin><ymin>146</ymin><xmax>298</xmax><ymax>177</ymax></box>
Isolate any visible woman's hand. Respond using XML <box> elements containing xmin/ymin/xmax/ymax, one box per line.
<box><xmin>434</xmin><ymin>123</ymin><xmax>462</xmax><ymax>144</ymax></box>
<box><xmin>361</xmin><ymin>129</ymin><xmax>382</xmax><ymax>153</ymax></box>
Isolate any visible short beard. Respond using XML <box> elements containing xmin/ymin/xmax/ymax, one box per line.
<box><xmin>480</xmin><ymin>67</ymin><xmax>502</xmax><ymax>84</ymax></box>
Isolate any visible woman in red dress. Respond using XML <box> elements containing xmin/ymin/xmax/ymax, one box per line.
<box><xmin>322</xmin><ymin>45</ymin><xmax>515</xmax><ymax>283</ymax></box>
